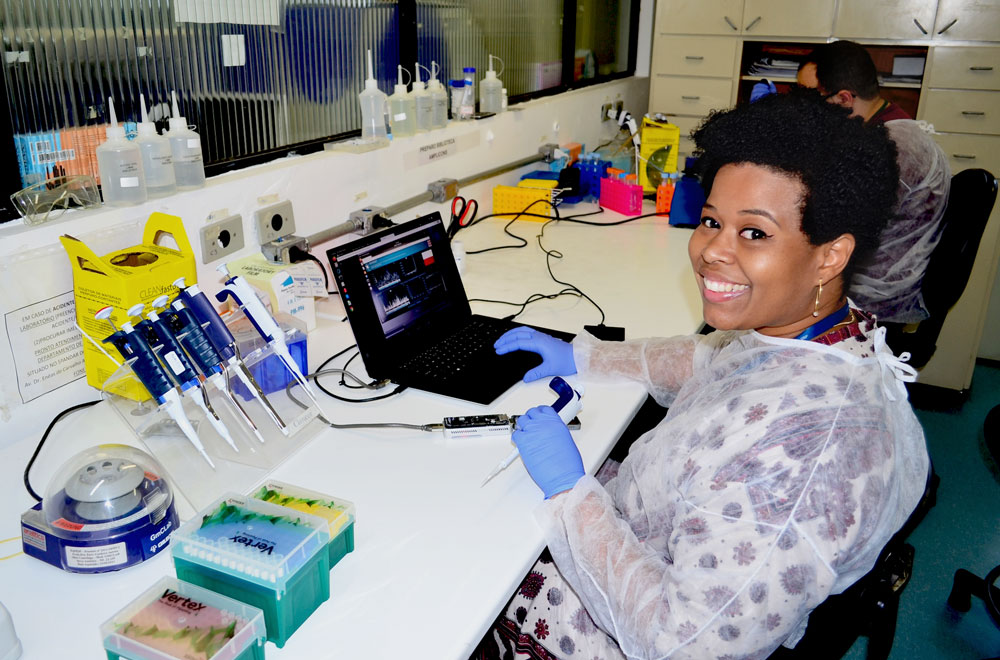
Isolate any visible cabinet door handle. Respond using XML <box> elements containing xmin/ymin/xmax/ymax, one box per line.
<box><xmin>970</xmin><ymin>66</ymin><xmax>994</xmax><ymax>71</ymax></box>
<box><xmin>685</xmin><ymin>55</ymin><xmax>704</xmax><ymax>61</ymax></box>
<box><xmin>745</xmin><ymin>16</ymin><xmax>762</xmax><ymax>31</ymax></box>
<box><xmin>724</xmin><ymin>15</ymin><xmax>738</xmax><ymax>31</ymax></box>
<box><xmin>937</xmin><ymin>18</ymin><xmax>958</xmax><ymax>34</ymax></box>
<box><xmin>681</xmin><ymin>95</ymin><xmax>701</xmax><ymax>101</ymax></box>
<box><xmin>952</xmin><ymin>154</ymin><xmax>977</xmax><ymax>160</ymax></box>
<box><xmin>912</xmin><ymin>18</ymin><xmax>928</xmax><ymax>34</ymax></box>
<box><xmin>961</xmin><ymin>111</ymin><xmax>986</xmax><ymax>116</ymax></box>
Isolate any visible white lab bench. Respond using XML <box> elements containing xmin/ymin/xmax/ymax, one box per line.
<box><xmin>0</xmin><ymin>200</ymin><xmax>702</xmax><ymax>659</ymax></box>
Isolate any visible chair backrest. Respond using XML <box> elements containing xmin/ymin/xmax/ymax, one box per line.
<box><xmin>884</xmin><ymin>168</ymin><xmax>998</xmax><ymax>368</ymax></box>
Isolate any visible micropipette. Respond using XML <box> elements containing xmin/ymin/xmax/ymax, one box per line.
<box><xmin>100</xmin><ymin>309</ymin><xmax>215</xmax><ymax>468</ymax></box>
<box><xmin>481</xmin><ymin>377</ymin><xmax>583</xmax><ymax>487</ymax></box>
<box><xmin>163</xmin><ymin>296</ymin><xmax>265</xmax><ymax>444</ymax></box>
<box><xmin>215</xmin><ymin>264</ymin><xmax>327</xmax><ymax>415</ymax></box>
<box><xmin>173</xmin><ymin>277</ymin><xmax>288</xmax><ymax>433</ymax></box>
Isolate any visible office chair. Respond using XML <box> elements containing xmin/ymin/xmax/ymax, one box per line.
<box><xmin>945</xmin><ymin>403</ymin><xmax>1000</xmax><ymax>658</ymax></box>
<box><xmin>769</xmin><ymin>466</ymin><xmax>939</xmax><ymax>660</ymax></box>
<box><xmin>882</xmin><ymin>168</ymin><xmax>998</xmax><ymax>369</ymax></box>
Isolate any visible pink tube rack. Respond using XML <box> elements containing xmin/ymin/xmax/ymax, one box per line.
<box><xmin>599</xmin><ymin>176</ymin><xmax>643</xmax><ymax>215</ymax></box>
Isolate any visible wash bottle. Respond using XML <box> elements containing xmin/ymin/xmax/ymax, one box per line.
<box><xmin>135</xmin><ymin>93</ymin><xmax>176</xmax><ymax>198</ymax></box>
<box><xmin>388</xmin><ymin>65</ymin><xmax>416</xmax><ymax>138</ymax></box>
<box><xmin>359</xmin><ymin>49</ymin><xmax>388</xmax><ymax>141</ymax></box>
<box><xmin>96</xmin><ymin>97</ymin><xmax>147</xmax><ymax>206</ymax></box>
<box><xmin>427</xmin><ymin>61</ymin><xmax>448</xmax><ymax>129</ymax></box>
<box><xmin>412</xmin><ymin>63</ymin><xmax>432</xmax><ymax>133</ymax></box>
<box><xmin>166</xmin><ymin>90</ymin><xmax>206</xmax><ymax>189</ymax></box>
<box><xmin>480</xmin><ymin>55</ymin><xmax>503</xmax><ymax>113</ymax></box>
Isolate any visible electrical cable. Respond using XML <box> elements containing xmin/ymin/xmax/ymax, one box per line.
<box><xmin>284</xmin><ymin>371</ymin><xmax>435</xmax><ymax>431</ymax></box>
<box><xmin>23</xmin><ymin>400</ymin><xmax>101</xmax><ymax>502</ymax></box>
<box><xmin>288</xmin><ymin>245</ymin><xmax>336</xmax><ymax>295</ymax></box>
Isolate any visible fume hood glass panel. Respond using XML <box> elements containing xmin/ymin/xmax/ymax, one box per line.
<box><xmin>575</xmin><ymin>0</ymin><xmax>631</xmax><ymax>79</ymax></box>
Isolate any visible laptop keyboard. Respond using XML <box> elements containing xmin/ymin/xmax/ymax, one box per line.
<box><xmin>399</xmin><ymin>318</ymin><xmax>508</xmax><ymax>380</ymax></box>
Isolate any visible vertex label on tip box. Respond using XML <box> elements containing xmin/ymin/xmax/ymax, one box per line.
<box><xmin>172</xmin><ymin>493</ymin><xmax>331</xmax><ymax>647</ymax></box>
<box><xmin>639</xmin><ymin>117</ymin><xmax>680</xmax><ymax>193</ymax></box>
<box><xmin>101</xmin><ymin>576</ymin><xmax>266</xmax><ymax>660</ymax></box>
<box><xmin>60</xmin><ymin>212</ymin><xmax>196</xmax><ymax>401</ymax></box>
<box><xmin>225</xmin><ymin>254</ymin><xmax>316</xmax><ymax>332</ymax></box>
<box><xmin>250</xmin><ymin>480</ymin><xmax>356</xmax><ymax>569</ymax></box>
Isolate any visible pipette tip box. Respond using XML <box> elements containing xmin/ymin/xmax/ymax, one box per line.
<box><xmin>249</xmin><ymin>481</ymin><xmax>355</xmax><ymax>569</ymax></box>
<box><xmin>101</xmin><ymin>576</ymin><xmax>266</xmax><ymax>660</ymax></box>
<box><xmin>171</xmin><ymin>494</ymin><xmax>331</xmax><ymax>648</ymax></box>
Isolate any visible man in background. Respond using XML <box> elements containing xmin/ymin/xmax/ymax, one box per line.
<box><xmin>798</xmin><ymin>40</ymin><xmax>950</xmax><ymax>325</ymax></box>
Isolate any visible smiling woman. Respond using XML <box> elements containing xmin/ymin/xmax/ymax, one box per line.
<box><xmin>481</xmin><ymin>91</ymin><xmax>927</xmax><ymax>660</ymax></box>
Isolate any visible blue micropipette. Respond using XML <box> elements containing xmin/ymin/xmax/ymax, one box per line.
<box><xmin>480</xmin><ymin>377</ymin><xmax>583</xmax><ymax>487</ymax></box>
<box><xmin>173</xmin><ymin>277</ymin><xmax>287</xmax><ymax>433</ymax></box>
<box><xmin>99</xmin><ymin>307</ymin><xmax>215</xmax><ymax>468</ymax></box>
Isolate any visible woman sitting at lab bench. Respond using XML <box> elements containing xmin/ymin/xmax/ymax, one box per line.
<box><xmin>486</xmin><ymin>91</ymin><xmax>930</xmax><ymax>659</ymax></box>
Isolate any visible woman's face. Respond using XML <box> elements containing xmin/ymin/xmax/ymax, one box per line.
<box><xmin>687</xmin><ymin>163</ymin><xmax>841</xmax><ymax>338</ymax></box>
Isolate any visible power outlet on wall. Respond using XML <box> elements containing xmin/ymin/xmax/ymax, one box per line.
<box><xmin>200</xmin><ymin>214</ymin><xmax>244</xmax><ymax>264</ymax></box>
<box><xmin>254</xmin><ymin>200</ymin><xmax>297</xmax><ymax>245</ymax></box>
<box><xmin>601</xmin><ymin>103</ymin><xmax>612</xmax><ymax>121</ymax></box>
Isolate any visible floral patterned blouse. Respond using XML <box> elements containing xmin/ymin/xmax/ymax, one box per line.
<box><xmin>537</xmin><ymin>317</ymin><xmax>929</xmax><ymax>659</ymax></box>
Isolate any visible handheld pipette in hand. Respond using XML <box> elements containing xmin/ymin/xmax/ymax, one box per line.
<box><xmin>172</xmin><ymin>277</ymin><xmax>287</xmax><ymax>434</ymax></box>
<box><xmin>481</xmin><ymin>377</ymin><xmax>583</xmax><ymax>487</ymax></box>
<box><xmin>215</xmin><ymin>264</ymin><xmax>326</xmax><ymax>415</ymax></box>
<box><xmin>97</xmin><ymin>307</ymin><xmax>215</xmax><ymax>468</ymax></box>
<box><xmin>131</xmin><ymin>303</ymin><xmax>239</xmax><ymax>454</ymax></box>
<box><xmin>162</xmin><ymin>295</ymin><xmax>265</xmax><ymax>444</ymax></box>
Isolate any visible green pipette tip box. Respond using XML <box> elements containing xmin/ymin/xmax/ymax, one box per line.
<box><xmin>171</xmin><ymin>494</ymin><xmax>331</xmax><ymax>648</ymax></box>
<box><xmin>248</xmin><ymin>481</ymin><xmax>355</xmax><ymax>569</ymax></box>
<box><xmin>101</xmin><ymin>576</ymin><xmax>266</xmax><ymax>660</ymax></box>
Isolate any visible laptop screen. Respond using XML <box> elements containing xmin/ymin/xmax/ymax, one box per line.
<box><xmin>326</xmin><ymin>212</ymin><xmax>471</xmax><ymax>376</ymax></box>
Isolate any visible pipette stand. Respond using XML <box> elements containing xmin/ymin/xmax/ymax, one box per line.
<box><xmin>101</xmin><ymin>315</ymin><xmax>325</xmax><ymax>514</ymax></box>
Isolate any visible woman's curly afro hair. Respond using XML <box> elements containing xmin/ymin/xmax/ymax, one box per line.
<box><xmin>691</xmin><ymin>89</ymin><xmax>899</xmax><ymax>278</ymax></box>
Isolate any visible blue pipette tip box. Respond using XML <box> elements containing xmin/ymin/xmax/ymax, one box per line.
<box><xmin>101</xmin><ymin>576</ymin><xmax>266</xmax><ymax>660</ymax></box>
<box><xmin>248</xmin><ymin>481</ymin><xmax>355</xmax><ymax>569</ymax></box>
<box><xmin>171</xmin><ymin>494</ymin><xmax>331</xmax><ymax>648</ymax></box>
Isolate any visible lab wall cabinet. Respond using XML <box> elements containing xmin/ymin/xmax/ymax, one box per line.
<box><xmin>650</xmin><ymin>0</ymin><xmax>1000</xmax><ymax>389</ymax></box>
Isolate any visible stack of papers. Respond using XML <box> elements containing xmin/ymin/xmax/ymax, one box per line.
<box><xmin>747</xmin><ymin>57</ymin><xmax>800</xmax><ymax>79</ymax></box>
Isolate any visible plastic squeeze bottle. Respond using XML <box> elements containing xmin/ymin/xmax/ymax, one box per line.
<box><xmin>135</xmin><ymin>94</ymin><xmax>176</xmax><ymax>198</ymax></box>
<box><xmin>166</xmin><ymin>90</ymin><xmax>205</xmax><ymax>189</ymax></box>
<box><xmin>412</xmin><ymin>62</ymin><xmax>432</xmax><ymax>133</ymax></box>
<box><xmin>426</xmin><ymin>61</ymin><xmax>449</xmax><ymax>129</ymax></box>
<box><xmin>96</xmin><ymin>96</ymin><xmax>147</xmax><ymax>205</ymax></box>
<box><xmin>359</xmin><ymin>49</ymin><xmax>388</xmax><ymax>140</ymax></box>
<box><xmin>388</xmin><ymin>65</ymin><xmax>416</xmax><ymax>138</ymax></box>
<box><xmin>479</xmin><ymin>55</ymin><xmax>503</xmax><ymax>113</ymax></box>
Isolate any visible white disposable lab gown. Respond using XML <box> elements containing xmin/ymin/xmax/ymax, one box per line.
<box><xmin>849</xmin><ymin>119</ymin><xmax>950</xmax><ymax>324</ymax></box>
<box><xmin>537</xmin><ymin>325</ymin><xmax>929</xmax><ymax>659</ymax></box>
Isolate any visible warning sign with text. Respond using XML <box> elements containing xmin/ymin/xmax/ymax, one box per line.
<box><xmin>4</xmin><ymin>291</ymin><xmax>85</xmax><ymax>403</ymax></box>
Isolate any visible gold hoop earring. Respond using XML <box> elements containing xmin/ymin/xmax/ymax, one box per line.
<box><xmin>813</xmin><ymin>280</ymin><xmax>823</xmax><ymax>317</ymax></box>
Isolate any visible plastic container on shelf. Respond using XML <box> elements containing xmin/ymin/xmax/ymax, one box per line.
<box><xmin>172</xmin><ymin>493</ymin><xmax>331</xmax><ymax>648</ymax></box>
<box><xmin>449</xmin><ymin>79</ymin><xmax>465</xmax><ymax>120</ymax></box>
<box><xmin>459</xmin><ymin>67</ymin><xmax>476</xmax><ymax>119</ymax></box>
<box><xmin>426</xmin><ymin>61</ymin><xmax>449</xmax><ymax>129</ymax></box>
<box><xmin>101</xmin><ymin>576</ymin><xmax>266</xmax><ymax>660</ymax></box>
<box><xmin>388</xmin><ymin>65</ymin><xmax>416</xmax><ymax>138</ymax></box>
<box><xmin>134</xmin><ymin>93</ymin><xmax>176</xmax><ymax>198</ymax></box>
<box><xmin>412</xmin><ymin>62</ymin><xmax>432</xmax><ymax>133</ymax></box>
<box><xmin>249</xmin><ymin>480</ymin><xmax>356</xmax><ymax>569</ymax></box>
<box><xmin>479</xmin><ymin>55</ymin><xmax>504</xmax><ymax>114</ymax></box>
<box><xmin>165</xmin><ymin>90</ymin><xmax>205</xmax><ymax>190</ymax></box>
<box><xmin>96</xmin><ymin>96</ymin><xmax>147</xmax><ymax>206</ymax></box>
<box><xmin>359</xmin><ymin>49</ymin><xmax>388</xmax><ymax>141</ymax></box>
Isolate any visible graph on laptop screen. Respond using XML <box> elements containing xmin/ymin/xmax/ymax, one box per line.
<box><xmin>361</xmin><ymin>235</ymin><xmax>450</xmax><ymax>338</ymax></box>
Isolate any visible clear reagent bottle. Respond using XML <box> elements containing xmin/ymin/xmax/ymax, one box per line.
<box><xmin>135</xmin><ymin>93</ymin><xmax>176</xmax><ymax>198</ymax></box>
<box><xmin>166</xmin><ymin>90</ymin><xmax>206</xmax><ymax>189</ymax></box>
<box><xmin>459</xmin><ymin>67</ymin><xmax>476</xmax><ymax>120</ymax></box>
<box><xmin>359</xmin><ymin>49</ymin><xmax>388</xmax><ymax>141</ymax></box>
<box><xmin>427</xmin><ymin>61</ymin><xmax>449</xmax><ymax>129</ymax></box>
<box><xmin>96</xmin><ymin>96</ymin><xmax>147</xmax><ymax>206</ymax></box>
<box><xmin>413</xmin><ymin>62</ymin><xmax>433</xmax><ymax>133</ymax></box>
<box><xmin>479</xmin><ymin>55</ymin><xmax>503</xmax><ymax>114</ymax></box>
<box><xmin>388</xmin><ymin>65</ymin><xmax>416</xmax><ymax>138</ymax></box>
<box><xmin>449</xmin><ymin>79</ymin><xmax>465</xmax><ymax>120</ymax></box>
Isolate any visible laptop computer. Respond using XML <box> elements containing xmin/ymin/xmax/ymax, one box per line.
<box><xmin>326</xmin><ymin>211</ymin><xmax>574</xmax><ymax>405</ymax></box>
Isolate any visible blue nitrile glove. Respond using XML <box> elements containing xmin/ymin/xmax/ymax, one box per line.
<box><xmin>494</xmin><ymin>327</ymin><xmax>576</xmax><ymax>383</ymax></box>
<box><xmin>750</xmin><ymin>79</ymin><xmax>777</xmax><ymax>103</ymax></box>
<box><xmin>512</xmin><ymin>405</ymin><xmax>585</xmax><ymax>499</ymax></box>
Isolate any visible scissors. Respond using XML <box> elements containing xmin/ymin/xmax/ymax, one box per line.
<box><xmin>448</xmin><ymin>196</ymin><xmax>478</xmax><ymax>238</ymax></box>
